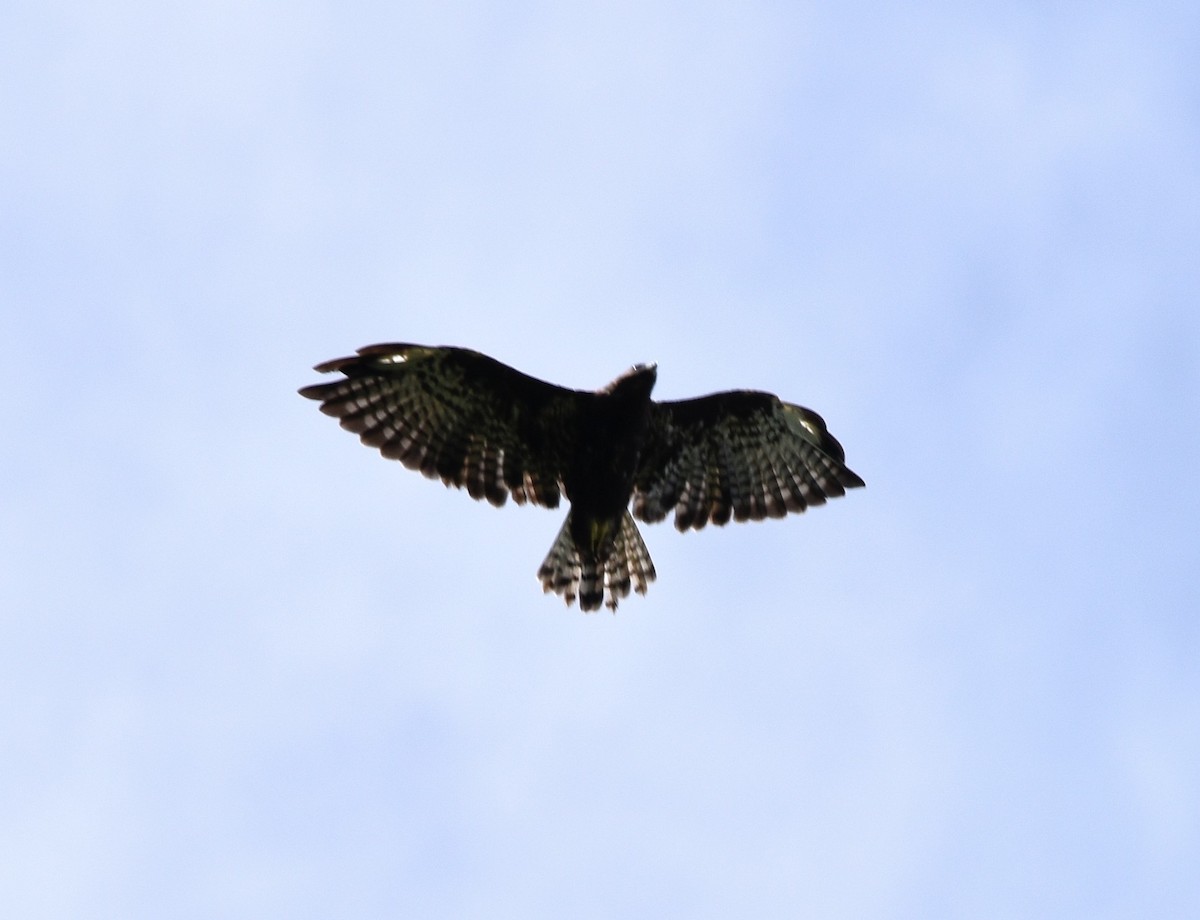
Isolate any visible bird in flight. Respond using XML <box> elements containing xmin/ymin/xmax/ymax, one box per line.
<box><xmin>300</xmin><ymin>343</ymin><xmax>864</xmax><ymax>612</ymax></box>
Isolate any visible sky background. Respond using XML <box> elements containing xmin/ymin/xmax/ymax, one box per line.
<box><xmin>3</xmin><ymin>1</ymin><xmax>1198</xmax><ymax>917</ymax></box>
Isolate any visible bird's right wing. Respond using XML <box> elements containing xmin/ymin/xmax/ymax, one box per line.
<box><xmin>299</xmin><ymin>344</ymin><xmax>582</xmax><ymax>508</ymax></box>
<box><xmin>632</xmin><ymin>391</ymin><xmax>865</xmax><ymax>531</ymax></box>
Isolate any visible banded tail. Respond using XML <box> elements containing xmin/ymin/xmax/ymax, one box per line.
<box><xmin>537</xmin><ymin>510</ymin><xmax>657</xmax><ymax>612</ymax></box>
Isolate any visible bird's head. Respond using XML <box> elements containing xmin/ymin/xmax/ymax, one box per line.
<box><xmin>603</xmin><ymin>362</ymin><xmax>658</xmax><ymax>401</ymax></box>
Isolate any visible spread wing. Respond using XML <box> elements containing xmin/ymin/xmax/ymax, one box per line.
<box><xmin>298</xmin><ymin>343</ymin><xmax>583</xmax><ymax>508</ymax></box>
<box><xmin>632</xmin><ymin>391</ymin><xmax>865</xmax><ymax>531</ymax></box>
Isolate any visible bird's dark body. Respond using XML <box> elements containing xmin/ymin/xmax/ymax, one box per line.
<box><xmin>561</xmin><ymin>367</ymin><xmax>657</xmax><ymax>560</ymax></box>
<box><xmin>300</xmin><ymin>343</ymin><xmax>864</xmax><ymax>611</ymax></box>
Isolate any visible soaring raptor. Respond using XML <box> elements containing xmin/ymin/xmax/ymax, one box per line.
<box><xmin>300</xmin><ymin>344</ymin><xmax>864</xmax><ymax>611</ymax></box>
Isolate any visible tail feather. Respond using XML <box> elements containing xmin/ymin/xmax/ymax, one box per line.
<box><xmin>537</xmin><ymin>511</ymin><xmax>656</xmax><ymax>612</ymax></box>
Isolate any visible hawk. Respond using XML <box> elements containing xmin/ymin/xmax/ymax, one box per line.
<box><xmin>300</xmin><ymin>343</ymin><xmax>864</xmax><ymax>611</ymax></box>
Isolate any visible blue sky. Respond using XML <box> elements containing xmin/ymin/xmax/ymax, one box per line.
<box><xmin>3</xmin><ymin>1</ymin><xmax>1198</xmax><ymax>917</ymax></box>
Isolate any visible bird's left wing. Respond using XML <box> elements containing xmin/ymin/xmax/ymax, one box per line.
<box><xmin>299</xmin><ymin>343</ymin><xmax>581</xmax><ymax>508</ymax></box>
<box><xmin>632</xmin><ymin>391</ymin><xmax>865</xmax><ymax>531</ymax></box>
